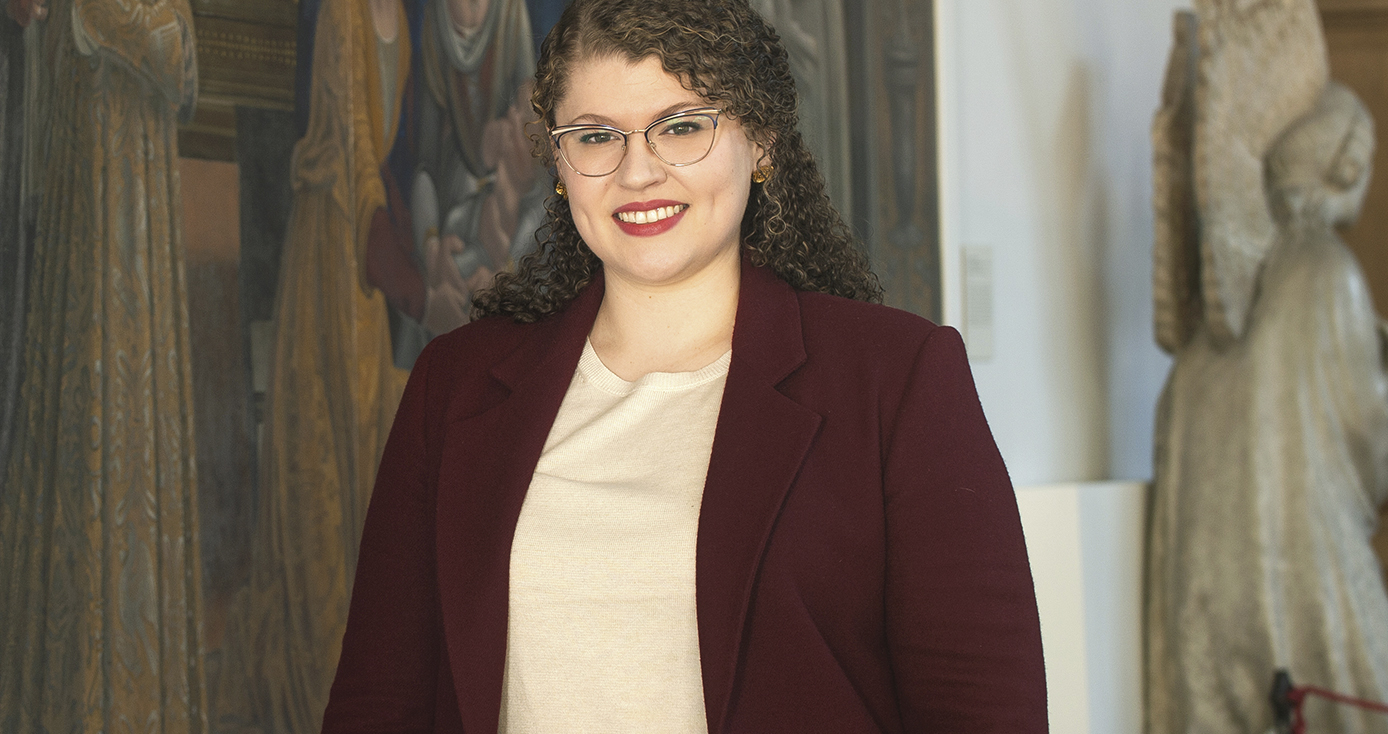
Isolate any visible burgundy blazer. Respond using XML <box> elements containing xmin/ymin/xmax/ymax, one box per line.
<box><xmin>322</xmin><ymin>261</ymin><xmax>1047</xmax><ymax>733</ymax></box>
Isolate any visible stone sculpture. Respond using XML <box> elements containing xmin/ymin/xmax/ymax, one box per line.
<box><xmin>1147</xmin><ymin>1</ymin><xmax>1388</xmax><ymax>732</ymax></box>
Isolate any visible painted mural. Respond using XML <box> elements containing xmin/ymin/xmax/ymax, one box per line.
<box><xmin>209</xmin><ymin>3</ymin><xmax>565</xmax><ymax>730</ymax></box>
<box><xmin>0</xmin><ymin>0</ymin><xmax>206</xmax><ymax>729</ymax></box>
<box><xmin>0</xmin><ymin>1</ymin><xmax>938</xmax><ymax>731</ymax></box>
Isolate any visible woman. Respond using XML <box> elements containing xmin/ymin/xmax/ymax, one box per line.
<box><xmin>324</xmin><ymin>1</ymin><xmax>1046</xmax><ymax>731</ymax></box>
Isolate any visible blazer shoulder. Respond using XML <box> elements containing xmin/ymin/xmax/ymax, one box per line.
<box><xmin>795</xmin><ymin>291</ymin><xmax>956</xmax><ymax>361</ymax></box>
<box><xmin>423</xmin><ymin>314</ymin><xmax>542</xmax><ymax>370</ymax></box>
<box><xmin>410</xmin><ymin>314</ymin><xmax>551</xmax><ymax>409</ymax></box>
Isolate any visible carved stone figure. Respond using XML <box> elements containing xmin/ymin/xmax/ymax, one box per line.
<box><xmin>0</xmin><ymin>0</ymin><xmax>206</xmax><ymax>729</ymax></box>
<box><xmin>1147</xmin><ymin>3</ymin><xmax>1388</xmax><ymax>732</ymax></box>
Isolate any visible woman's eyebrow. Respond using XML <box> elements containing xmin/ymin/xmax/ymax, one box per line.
<box><xmin>561</xmin><ymin>113</ymin><xmax>619</xmax><ymax>127</ymax></box>
<box><xmin>651</xmin><ymin>101</ymin><xmax>706</xmax><ymax>120</ymax></box>
<box><xmin>560</xmin><ymin>101</ymin><xmax>706</xmax><ymax>128</ymax></box>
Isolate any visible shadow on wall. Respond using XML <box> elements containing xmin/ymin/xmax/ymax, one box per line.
<box><xmin>1001</xmin><ymin>1</ymin><xmax>1111</xmax><ymax>480</ymax></box>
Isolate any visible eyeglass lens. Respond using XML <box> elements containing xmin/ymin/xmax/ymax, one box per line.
<box><xmin>557</xmin><ymin>111</ymin><xmax>719</xmax><ymax>176</ymax></box>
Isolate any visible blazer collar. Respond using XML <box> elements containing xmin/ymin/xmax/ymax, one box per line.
<box><xmin>487</xmin><ymin>269</ymin><xmax>607</xmax><ymax>391</ymax></box>
<box><xmin>436</xmin><ymin>260</ymin><xmax>822</xmax><ymax>733</ymax></box>
<box><xmin>435</xmin><ymin>276</ymin><xmax>602</xmax><ymax>734</ymax></box>
<box><xmin>481</xmin><ymin>259</ymin><xmax>806</xmax><ymax>391</ymax></box>
<box><xmin>725</xmin><ymin>260</ymin><xmax>809</xmax><ymax>384</ymax></box>
<box><xmin>696</xmin><ymin>262</ymin><xmax>822</xmax><ymax>731</ymax></box>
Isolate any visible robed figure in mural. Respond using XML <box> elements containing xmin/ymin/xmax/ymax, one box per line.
<box><xmin>0</xmin><ymin>0</ymin><xmax>206</xmax><ymax>730</ymax></box>
<box><xmin>1147</xmin><ymin>3</ymin><xmax>1388</xmax><ymax>732</ymax></box>
<box><xmin>390</xmin><ymin>0</ymin><xmax>544</xmax><ymax>367</ymax></box>
<box><xmin>212</xmin><ymin>1</ymin><xmax>413</xmax><ymax>732</ymax></box>
<box><xmin>215</xmin><ymin>0</ymin><xmax>547</xmax><ymax>730</ymax></box>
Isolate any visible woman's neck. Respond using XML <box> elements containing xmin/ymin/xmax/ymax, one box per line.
<box><xmin>589</xmin><ymin>260</ymin><xmax>740</xmax><ymax>382</ymax></box>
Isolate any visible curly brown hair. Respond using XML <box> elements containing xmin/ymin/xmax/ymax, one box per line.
<box><xmin>472</xmin><ymin>0</ymin><xmax>883</xmax><ymax>321</ymax></box>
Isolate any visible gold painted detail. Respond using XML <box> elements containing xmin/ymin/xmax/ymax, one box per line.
<box><xmin>193</xmin><ymin>0</ymin><xmax>297</xmax><ymax>27</ymax></box>
<box><xmin>196</xmin><ymin>29</ymin><xmax>295</xmax><ymax>68</ymax></box>
<box><xmin>190</xmin><ymin>15</ymin><xmax>297</xmax><ymax>110</ymax></box>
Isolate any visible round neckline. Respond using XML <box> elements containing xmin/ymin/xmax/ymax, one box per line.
<box><xmin>578</xmin><ymin>339</ymin><xmax>731</xmax><ymax>396</ymax></box>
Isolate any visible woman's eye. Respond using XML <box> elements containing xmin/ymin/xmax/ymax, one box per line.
<box><xmin>576</xmin><ymin>130</ymin><xmax>618</xmax><ymax>145</ymax></box>
<box><xmin>660</xmin><ymin>119</ymin><xmax>707</xmax><ymax>136</ymax></box>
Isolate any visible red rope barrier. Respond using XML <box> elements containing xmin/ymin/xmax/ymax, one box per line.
<box><xmin>1289</xmin><ymin>685</ymin><xmax>1388</xmax><ymax>734</ymax></box>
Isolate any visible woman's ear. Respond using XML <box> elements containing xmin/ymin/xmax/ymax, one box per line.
<box><xmin>754</xmin><ymin>134</ymin><xmax>775</xmax><ymax>169</ymax></box>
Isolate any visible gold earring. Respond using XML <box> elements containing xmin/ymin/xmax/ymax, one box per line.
<box><xmin>555</xmin><ymin>180</ymin><xmax>567</xmax><ymax>198</ymax></box>
<box><xmin>751</xmin><ymin>165</ymin><xmax>773</xmax><ymax>184</ymax></box>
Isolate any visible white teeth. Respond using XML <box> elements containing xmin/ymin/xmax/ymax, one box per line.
<box><xmin>617</xmin><ymin>204</ymin><xmax>686</xmax><ymax>224</ymax></box>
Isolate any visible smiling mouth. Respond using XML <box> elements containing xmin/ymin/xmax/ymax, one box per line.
<box><xmin>615</xmin><ymin>204</ymin><xmax>688</xmax><ymax>224</ymax></box>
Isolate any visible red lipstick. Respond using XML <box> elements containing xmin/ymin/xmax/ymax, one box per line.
<box><xmin>613</xmin><ymin>199</ymin><xmax>688</xmax><ymax>237</ymax></box>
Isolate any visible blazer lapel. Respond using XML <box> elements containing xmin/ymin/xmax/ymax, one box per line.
<box><xmin>697</xmin><ymin>263</ymin><xmax>823</xmax><ymax>732</ymax></box>
<box><xmin>434</xmin><ymin>274</ymin><xmax>604</xmax><ymax>734</ymax></box>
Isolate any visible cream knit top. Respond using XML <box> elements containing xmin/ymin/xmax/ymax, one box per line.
<box><xmin>500</xmin><ymin>339</ymin><xmax>730</xmax><ymax>733</ymax></box>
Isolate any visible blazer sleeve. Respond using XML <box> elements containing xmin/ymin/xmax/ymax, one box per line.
<box><xmin>883</xmin><ymin>326</ymin><xmax>1048</xmax><ymax>732</ymax></box>
<box><xmin>322</xmin><ymin>343</ymin><xmax>443</xmax><ymax>733</ymax></box>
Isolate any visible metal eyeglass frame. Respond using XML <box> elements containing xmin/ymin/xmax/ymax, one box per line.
<box><xmin>549</xmin><ymin>107</ymin><xmax>723</xmax><ymax>177</ymax></box>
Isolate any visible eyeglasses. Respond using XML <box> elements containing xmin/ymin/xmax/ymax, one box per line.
<box><xmin>550</xmin><ymin>107</ymin><xmax>722</xmax><ymax>177</ymax></box>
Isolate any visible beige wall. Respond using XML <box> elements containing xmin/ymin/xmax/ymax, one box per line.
<box><xmin>937</xmin><ymin>0</ymin><xmax>1182</xmax><ymax>489</ymax></box>
<box><xmin>936</xmin><ymin>2</ymin><xmax>1188</xmax><ymax>730</ymax></box>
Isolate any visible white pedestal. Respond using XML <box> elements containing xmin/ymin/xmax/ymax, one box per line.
<box><xmin>1016</xmin><ymin>481</ymin><xmax>1149</xmax><ymax>734</ymax></box>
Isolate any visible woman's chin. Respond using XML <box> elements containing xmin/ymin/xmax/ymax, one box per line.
<box><xmin>602</xmin><ymin>251</ymin><xmax>738</xmax><ymax>291</ymax></box>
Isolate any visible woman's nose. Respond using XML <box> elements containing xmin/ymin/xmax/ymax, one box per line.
<box><xmin>614</xmin><ymin>136</ymin><xmax>666</xmax><ymax>190</ymax></box>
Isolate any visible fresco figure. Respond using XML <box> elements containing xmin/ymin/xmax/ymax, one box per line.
<box><xmin>1147</xmin><ymin>5</ymin><xmax>1388</xmax><ymax>732</ymax></box>
<box><xmin>211</xmin><ymin>2</ymin><xmax>414</xmax><ymax>732</ymax></box>
<box><xmin>0</xmin><ymin>0</ymin><xmax>206</xmax><ymax>730</ymax></box>
<box><xmin>388</xmin><ymin>0</ymin><xmax>544</xmax><ymax>368</ymax></box>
